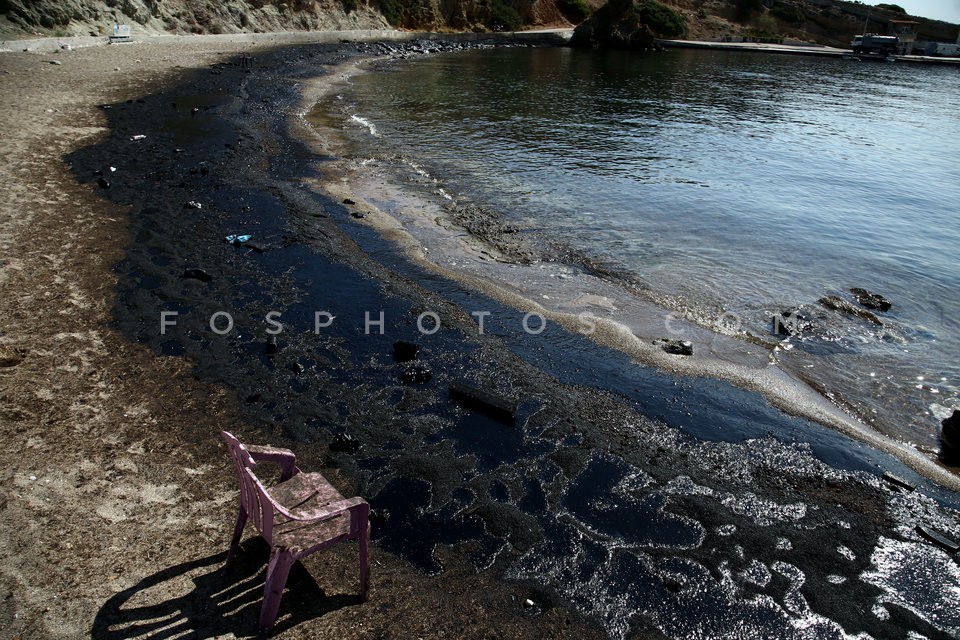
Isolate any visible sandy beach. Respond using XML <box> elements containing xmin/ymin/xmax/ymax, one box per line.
<box><xmin>1</xmin><ymin>31</ymin><xmax>959</xmax><ymax>640</ymax></box>
<box><xmin>0</xmin><ymin>32</ymin><xmax>598</xmax><ymax>639</ymax></box>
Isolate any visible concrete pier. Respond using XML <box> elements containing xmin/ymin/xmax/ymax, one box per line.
<box><xmin>658</xmin><ymin>38</ymin><xmax>960</xmax><ymax>66</ymax></box>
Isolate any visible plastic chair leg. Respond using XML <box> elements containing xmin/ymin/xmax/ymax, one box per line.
<box><xmin>359</xmin><ymin>523</ymin><xmax>370</xmax><ymax>601</ymax></box>
<box><xmin>260</xmin><ymin>549</ymin><xmax>295</xmax><ymax>630</ymax></box>
<box><xmin>225</xmin><ymin>507</ymin><xmax>247</xmax><ymax>567</ymax></box>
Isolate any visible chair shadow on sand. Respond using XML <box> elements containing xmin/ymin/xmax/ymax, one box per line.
<box><xmin>91</xmin><ymin>538</ymin><xmax>363</xmax><ymax>639</ymax></box>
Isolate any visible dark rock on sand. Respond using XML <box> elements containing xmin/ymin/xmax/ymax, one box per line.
<box><xmin>941</xmin><ymin>410</ymin><xmax>960</xmax><ymax>455</ymax></box>
<box><xmin>393</xmin><ymin>340</ymin><xmax>420</xmax><ymax>362</ymax></box>
<box><xmin>819</xmin><ymin>295</ymin><xmax>882</xmax><ymax>325</ymax></box>
<box><xmin>449</xmin><ymin>382</ymin><xmax>517</xmax><ymax>424</ymax></box>
<box><xmin>265</xmin><ymin>335</ymin><xmax>278</xmax><ymax>354</ymax></box>
<box><xmin>330</xmin><ymin>432</ymin><xmax>361</xmax><ymax>454</ymax></box>
<box><xmin>654</xmin><ymin>338</ymin><xmax>693</xmax><ymax>356</ymax></box>
<box><xmin>882</xmin><ymin>471</ymin><xmax>915</xmax><ymax>492</ymax></box>
<box><xmin>369</xmin><ymin>508</ymin><xmax>390</xmax><ymax>526</ymax></box>
<box><xmin>850</xmin><ymin>287</ymin><xmax>892</xmax><ymax>312</ymax></box>
<box><xmin>181</xmin><ymin>268</ymin><xmax>212</xmax><ymax>282</ymax></box>
<box><xmin>569</xmin><ymin>0</ymin><xmax>658</xmax><ymax>51</ymax></box>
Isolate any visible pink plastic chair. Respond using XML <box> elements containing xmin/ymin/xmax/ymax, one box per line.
<box><xmin>220</xmin><ymin>431</ymin><xmax>370</xmax><ymax>630</ymax></box>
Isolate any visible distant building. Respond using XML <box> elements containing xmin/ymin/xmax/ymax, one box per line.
<box><xmin>911</xmin><ymin>29</ymin><xmax>960</xmax><ymax>57</ymax></box>
<box><xmin>887</xmin><ymin>20</ymin><xmax>918</xmax><ymax>55</ymax></box>
<box><xmin>913</xmin><ymin>40</ymin><xmax>960</xmax><ymax>57</ymax></box>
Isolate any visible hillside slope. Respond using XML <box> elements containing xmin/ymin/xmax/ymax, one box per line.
<box><xmin>665</xmin><ymin>0</ymin><xmax>958</xmax><ymax>48</ymax></box>
<box><xmin>1</xmin><ymin>1</ymin><xmax>957</xmax><ymax>53</ymax></box>
<box><xmin>0</xmin><ymin>0</ymin><xmax>581</xmax><ymax>38</ymax></box>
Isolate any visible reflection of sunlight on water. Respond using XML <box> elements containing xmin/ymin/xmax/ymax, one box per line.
<box><xmin>349</xmin><ymin>113</ymin><xmax>378</xmax><ymax>136</ymax></box>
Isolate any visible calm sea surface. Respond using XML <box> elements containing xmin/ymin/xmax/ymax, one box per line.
<box><xmin>329</xmin><ymin>46</ymin><xmax>960</xmax><ymax>453</ymax></box>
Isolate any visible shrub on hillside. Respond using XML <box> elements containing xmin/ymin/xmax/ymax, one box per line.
<box><xmin>637</xmin><ymin>0</ymin><xmax>685</xmax><ymax>37</ymax></box>
<box><xmin>378</xmin><ymin>0</ymin><xmax>402</xmax><ymax>24</ymax></box>
<box><xmin>488</xmin><ymin>0</ymin><xmax>522</xmax><ymax>31</ymax></box>
<box><xmin>558</xmin><ymin>0</ymin><xmax>592</xmax><ymax>23</ymax></box>
<box><xmin>734</xmin><ymin>0</ymin><xmax>762</xmax><ymax>21</ymax></box>
<box><xmin>876</xmin><ymin>3</ymin><xmax>906</xmax><ymax>14</ymax></box>
<box><xmin>770</xmin><ymin>2</ymin><xmax>803</xmax><ymax>26</ymax></box>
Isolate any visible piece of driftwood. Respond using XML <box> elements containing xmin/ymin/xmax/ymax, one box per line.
<box><xmin>449</xmin><ymin>382</ymin><xmax>517</xmax><ymax>424</ymax></box>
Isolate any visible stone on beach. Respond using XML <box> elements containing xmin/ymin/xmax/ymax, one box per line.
<box><xmin>942</xmin><ymin>409</ymin><xmax>960</xmax><ymax>455</ymax></box>
<box><xmin>181</xmin><ymin>267</ymin><xmax>212</xmax><ymax>282</ymax></box>
<box><xmin>449</xmin><ymin>382</ymin><xmax>518</xmax><ymax>424</ymax></box>
<box><xmin>330</xmin><ymin>432</ymin><xmax>361</xmax><ymax>454</ymax></box>
<box><xmin>393</xmin><ymin>340</ymin><xmax>420</xmax><ymax>362</ymax></box>
<box><xmin>654</xmin><ymin>338</ymin><xmax>693</xmax><ymax>356</ymax></box>
<box><xmin>265</xmin><ymin>335</ymin><xmax>278</xmax><ymax>354</ymax></box>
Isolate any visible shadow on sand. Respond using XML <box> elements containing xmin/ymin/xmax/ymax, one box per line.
<box><xmin>91</xmin><ymin>539</ymin><xmax>363</xmax><ymax>639</ymax></box>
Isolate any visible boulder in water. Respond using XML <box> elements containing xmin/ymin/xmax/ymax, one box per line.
<box><xmin>850</xmin><ymin>288</ymin><xmax>892</xmax><ymax>312</ymax></box>
<box><xmin>819</xmin><ymin>295</ymin><xmax>882</xmax><ymax>325</ymax></box>
<box><xmin>772</xmin><ymin>309</ymin><xmax>813</xmax><ymax>336</ymax></box>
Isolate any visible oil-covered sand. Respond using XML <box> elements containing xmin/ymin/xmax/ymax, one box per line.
<box><xmin>1</xmin><ymin>33</ymin><xmax>958</xmax><ymax>639</ymax></box>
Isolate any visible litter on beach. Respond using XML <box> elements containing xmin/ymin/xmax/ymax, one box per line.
<box><xmin>225</xmin><ymin>234</ymin><xmax>253</xmax><ymax>245</ymax></box>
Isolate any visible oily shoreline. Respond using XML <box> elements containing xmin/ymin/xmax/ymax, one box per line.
<box><xmin>0</xmin><ymin>33</ymin><xmax>604</xmax><ymax>640</ymax></box>
<box><xmin>2</xmin><ymin>32</ymin><xmax>960</xmax><ymax>640</ymax></box>
<box><xmin>234</xmin><ymin>38</ymin><xmax>960</xmax><ymax>632</ymax></box>
<box><xmin>299</xmin><ymin>47</ymin><xmax>960</xmax><ymax>493</ymax></box>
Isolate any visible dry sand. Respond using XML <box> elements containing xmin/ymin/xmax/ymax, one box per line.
<box><xmin>0</xmin><ymin>33</ymin><xmax>595</xmax><ymax>640</ymax></box>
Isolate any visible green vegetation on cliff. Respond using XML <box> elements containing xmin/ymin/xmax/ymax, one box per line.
<box><xmin>636</xmin><ymin>0</ymin><xmax>684</xmax><ymax>37</ymax></box>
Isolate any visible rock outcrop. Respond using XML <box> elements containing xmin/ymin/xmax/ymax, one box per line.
<box><xmin>0</xmin><ymin>0</ymin><xmax>389</xmax><ymax>36</ymax></box>
<box><xmin>0</xmin><ymin>0</ymin><xmax>571</xmax><ymax>38</ymax></box>
<box><xmin>568</xmin><ymin>0</ymin><xmax>657</xmax><ymax>50</ymax></box>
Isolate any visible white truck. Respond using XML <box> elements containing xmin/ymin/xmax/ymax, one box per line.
<box><xmin>850</xmin><ymin>34</ymin><xmax>899</xmax><ymax>55</ymax></box>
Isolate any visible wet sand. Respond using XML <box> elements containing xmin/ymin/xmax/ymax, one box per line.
<box><xmin>1</xmin><ymin>31</ymin><xmax>959</xmax><ymax>640</ymax></box>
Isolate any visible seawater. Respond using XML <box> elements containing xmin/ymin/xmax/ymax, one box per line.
<box><xmin>323</xmin><ymin>46</ymin><xmax>960</xmax><ymax>457</ymax></box>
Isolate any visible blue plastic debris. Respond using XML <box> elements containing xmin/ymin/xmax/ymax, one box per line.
<box><xmin>225</xmin><ymin>234</ymin><xmax>252</xmax><ymax>245</ymax></box>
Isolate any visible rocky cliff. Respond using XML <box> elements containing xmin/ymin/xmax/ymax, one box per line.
<box><xmin>2</xmin><ymin>0</ymin><xmax>956</xmax><ymax>49</ymax></box>
<box><xmin>0</xmin><ymin>0</ymin><xmax>578</xmax><ymax>38</ymax></box>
